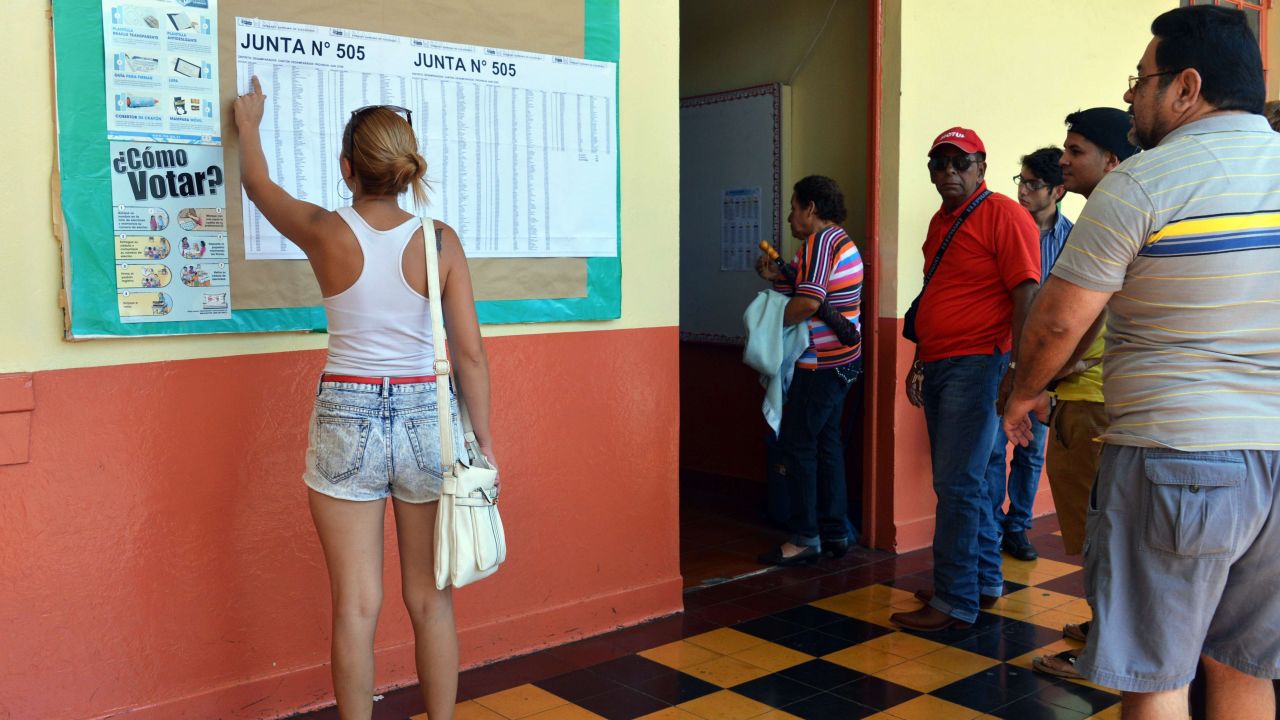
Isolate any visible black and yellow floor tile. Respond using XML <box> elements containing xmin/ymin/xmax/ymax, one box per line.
<box><xmin>302</xmin><ymin>523</ymin><xmax>1124</xmax><ymax>720</ymax></box>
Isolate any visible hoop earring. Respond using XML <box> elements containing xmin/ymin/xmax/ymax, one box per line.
<box><xmin>336</xmin><ymin>178</ymin><xmax>352</xmax><ymax>201</ymax></box>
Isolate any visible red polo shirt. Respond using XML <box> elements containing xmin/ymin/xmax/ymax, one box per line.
<box><xmin>915</xmin><ymin>183</ymin><xmax>1040</xmax><ymax>362</ymax></box>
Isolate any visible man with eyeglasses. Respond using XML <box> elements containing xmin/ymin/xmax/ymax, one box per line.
<box><xmin>986</xmin><ymin>147</ymin><xmax>1072</xmax><ymax>565</ymax></box>
<box><xmin>891</xmin><ymin>127</ymin><xmax>1040</xmax><ymax>632</ymax></box>
<box><xmin>1004</xmin><ymin>6</ymin><xmax>1280</xmax><ymax>716</ymax></box>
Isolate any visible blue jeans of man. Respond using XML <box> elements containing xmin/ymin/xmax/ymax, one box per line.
<box><xmin>988</xmin><ymin>414</ymin><xmax>1049</xmax><ymax>533</ymax></box>
<box><xmin>922</xmin><ymin>351</ymin><xmax>1008</xmax><ymax>623</ymax></box>
<box><xmin>779</xmin><ymin>363</ymin><xmax>859</xmax><ymax>548</ymax></box>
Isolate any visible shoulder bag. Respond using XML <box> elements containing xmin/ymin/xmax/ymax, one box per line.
<box><xmin>902</xmin><ymin>190</ymin><xmax>990</xmax><ymax>343</ymax></box>
<box><xmin>423</xmin><ymin>216</ymin><xmax>507</xmax><ymax>589</ymax></box>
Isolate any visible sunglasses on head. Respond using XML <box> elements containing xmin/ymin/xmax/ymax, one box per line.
<box><xmin>342</xmin><ymin>104</ymin><xmax>413</xmax><ymax>160</ymax></box>
<box><xmin>928</xmin><ymin>153</ymin><xmax>981</xmax><ymax>173</ymax></box>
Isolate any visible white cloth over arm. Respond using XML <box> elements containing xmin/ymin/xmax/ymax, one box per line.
<box><xmin>742</xmin><ymin>289</ymin><xmax>811</xmax><ymax>434</ymax></box>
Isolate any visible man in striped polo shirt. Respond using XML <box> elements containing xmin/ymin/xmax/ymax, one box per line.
<box><xmin>756</xmin><ymin>175</ymin><xmax>864</xmax><ymax>567</ymax></box>
<box><xmin>1005</xmin><ymin>6</ymin><xmax>1280</xmax><ymax>715</ymax></box>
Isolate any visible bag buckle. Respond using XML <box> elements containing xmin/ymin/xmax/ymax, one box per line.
<box><xmin>476</xmin><ymin>486</ymin><xmax>499</xmax><ymax>505</ymax></box>
<box><xmin>434</xmin><ymin>359</ymin><xmax>452</xmax><ymax>375</ymax></box>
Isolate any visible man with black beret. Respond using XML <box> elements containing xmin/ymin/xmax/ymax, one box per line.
<box><xmin>1029</xmin><ymin>107</ymin><xmax>1137</xmax><ymax>681</ymax></box>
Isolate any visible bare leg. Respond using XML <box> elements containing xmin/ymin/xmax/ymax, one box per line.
<box><xmin>309</xmin><ymin>490</ymin><xmax>387</xmax><ymax>720</ymax></box>
<box><xmin>1121</xmin><ymin>686</ymin><xmax>1189</xmax><ymax>720</ymax></box>
<box><xmin>393</xmin><ymin>498</ymin><xmax>458</xmax><ymax>720</ymax></box>
<box><xmin>1204</xmin><ymin>655</ymin><xmax>1275</xmax><ymax>720</ymax></box>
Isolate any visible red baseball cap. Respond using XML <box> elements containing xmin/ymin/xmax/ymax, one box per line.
<box><xmin>929</xmin><ymin>127</ymin><xmax>985</xmax><ymax>155</ymax></box>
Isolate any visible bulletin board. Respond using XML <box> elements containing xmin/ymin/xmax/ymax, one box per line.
<box><xmin>678</xmin><ymin>84</ymin><xmax>787</xmax><ymax>344</ymax></box>
<box><xmin>51</xmin><ymin>0</ymin><xmax>621</xmax><ymax>338</ymax></box>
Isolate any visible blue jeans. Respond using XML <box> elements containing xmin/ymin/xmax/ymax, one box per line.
<box><xmin>922</xmin><ymin>352</ymin><xmax>1008</xmax><ymax>623</ymax></box>
<box><xmin>779</xmin><ymin>363</ymin><xmax>860</xmax><ymax>547</ymax></box>
<box><xmin>988</xmin><ymin>414</ymin><xmax>1049</xmax><ymax>533</ymax></box>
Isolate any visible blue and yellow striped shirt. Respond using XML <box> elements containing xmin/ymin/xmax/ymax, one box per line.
<box><xmin>1052</xmin><ymin>113</ymin><xmax>1280</xmax><ymax>451</ymax></box>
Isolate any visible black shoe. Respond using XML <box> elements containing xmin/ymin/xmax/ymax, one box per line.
<box><xmin>822</xmin><ymin>538</ymin><xmax>850</xmax><ymax>559</ymax></box>
<box><xmin>1002</xmin><ymin>530</ymin><xmax>1039</xmax><ymax>561</ymax></box>
<box><xmin>758</xmin><ymin>545</ymin><xmax>820</xmax><ymax>567</ymax></box>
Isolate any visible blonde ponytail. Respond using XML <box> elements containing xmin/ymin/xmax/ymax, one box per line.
<box><xmin>342</xmin><ymin>107</ymin><xmax>431</xmax><ymax>209</ymax></box>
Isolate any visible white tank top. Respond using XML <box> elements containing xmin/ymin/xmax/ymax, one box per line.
<box><xmin>322</xmin><ymin>207</ymin><xmax>435</xmax><ymax>376</ymax></box>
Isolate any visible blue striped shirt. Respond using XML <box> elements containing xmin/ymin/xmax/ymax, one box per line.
<box><xmin>1040</xmin><ymin>210</ymin><xmax>1074</xmax><ymax>283</ymax></box>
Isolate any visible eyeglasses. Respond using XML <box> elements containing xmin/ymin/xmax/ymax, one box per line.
<box><xmin>928</xmin><ymin>154</ymin><xmax>980</xmax><ymax>173</ymax></box>
<box><xmin>1011</xmin><ymin>175</ymin><xmax>1051</xmax><ymax>192</ymax></box>
<box><xmin>342</xmin><ymin>105</ymin><xmax>414</xmax><ymax>160</ymax></box>
<box><xmin>1127</xmin><ymin>69</ymin><xmax>1183</xmax><ymax>92</ymax></box>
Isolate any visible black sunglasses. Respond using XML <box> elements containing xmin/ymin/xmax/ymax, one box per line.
<box><xmin>342</xmin><ymin>105</ymin><xmax>413</xmax><ymax>160</ymax></box>
<box><xmin>928</xmin><ymin>154</ymin><xmax>980</xmax><ymax>173</ymax></box>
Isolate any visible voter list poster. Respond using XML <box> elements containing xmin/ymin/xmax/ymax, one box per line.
<box><xmin>102</xmin><ymin>0</ymin><xmax>221</xmax><ymax>145</ymax></box>
<box><xmin>235</xmin><ymin>17</ymin><xmax>618</xmax><ymax>260</ymax></box>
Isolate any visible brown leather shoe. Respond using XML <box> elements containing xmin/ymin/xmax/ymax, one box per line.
<box><xmin>889</xmin><ymin>605</ymin><xmax>973</xmax><ymax>632</ymax></box>
<box><xmin>913</xmin><ymin>588</ymin><xmax>999</xmax><ymax>610</ymax></box>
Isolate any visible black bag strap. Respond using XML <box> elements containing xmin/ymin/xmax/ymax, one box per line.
<box><xmin>919</xmin><ymin>189</ymin><xmax>991</xmax><ymax>294</ymax></box>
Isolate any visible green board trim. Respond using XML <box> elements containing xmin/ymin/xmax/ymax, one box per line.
<box><xmin>53</xmin><ymin>0</ymin><xmax>621</xmax><ymax>337</ymax></box>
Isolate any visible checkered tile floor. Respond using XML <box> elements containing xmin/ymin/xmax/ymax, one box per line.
<box><xmin>295</xmin><ymin>521</ymin><xmax>1119</xmax><ymax>719</ymax></box>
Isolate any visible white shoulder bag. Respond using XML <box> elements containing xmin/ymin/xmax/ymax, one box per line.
<box><xmin>423</xmin><ymin>217</ymin><xmax>507</xmax><ymax>590</ymax></box>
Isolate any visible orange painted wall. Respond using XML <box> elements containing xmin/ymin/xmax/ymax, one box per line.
<box><xmin>872</xmin><ymin>317</ymin><xmax>1056</xmax><ymax>553</ymax></box>
<box><xmin>0</xmin><ymin>327</ymin><xmax>682</xmax><ymax>720</ymax></box>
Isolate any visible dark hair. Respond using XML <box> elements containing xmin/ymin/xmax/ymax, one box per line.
<box><xmin>793</xmin><ymin>175</ymin><xmax>847</xmax><ymax>224</ymax></box>
<box><xmin>1150</xmin><ymin>5</ymin><xmax>1264</xmax><ymax>114</ymax></box>
<box><xmin>1020</xmin><ymin>147</ymin><xmax>1064</xmax><ymax>187</ymax></box>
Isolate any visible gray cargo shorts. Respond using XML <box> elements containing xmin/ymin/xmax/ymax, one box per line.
<box><xmin>1080</xmin><ymin>444</ymin><xmax>1280</xmax><ymax>692</ymax></box>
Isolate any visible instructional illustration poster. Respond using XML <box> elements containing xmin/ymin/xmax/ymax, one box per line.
<box><xmin>102</xmin><ymin>0</ymin><xmax>221</xmax><ymax>144</ymax></box>
<box><xmin>235</xmin><ymin>16</ymin><xmax>618</xmax><ymax>260</ymax></box>
<box><xmin>109</xmin><ymin>141</ymin><xmax>231</xmax><ymax>321</ymax></box>
<box><xmin>721</xmin><ymin>188</ymin><xmax>761</xmax><ymax>272</ymax></box>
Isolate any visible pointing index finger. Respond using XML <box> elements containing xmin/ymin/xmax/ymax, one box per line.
<box><xmin>250</xmin><ymin>75</ymin><xmax>263</xmax><ymax>95</ymax></box>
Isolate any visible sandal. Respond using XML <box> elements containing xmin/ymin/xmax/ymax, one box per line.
<box><xmin>1033</xmin><ymin>649</ymin><xmax>1082</xmax><ymax>679</ymax></box>
<box><xmin>1063</xmin><ymin>620</ymin><xmax>1091</xmax><ymax>643</ymax></box>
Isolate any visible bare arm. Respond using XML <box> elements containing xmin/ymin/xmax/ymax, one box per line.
<box><xmin>1003</xmin><ymin>275</ymin><xmax>1112</xmax><ymax>444</ymax></box>
<box><xmin>1055</xmin><ymin>309</ymin><xmax>1105</xmax><ymax>379</ymax></box>
<box><xmin>995</xmin><ymin>280</ymin><xmax>1038</xmax><ymax>410</ymax></box>
<box><xmin>783</xmin><ymin>296</ymin><xmax>820</xmax><ymax>326</ymax></box>
<box><xmin>233</xmin><ymin>76</ymin><xmax>329</xmax><ymax>254</ymax></box>
<box><xmin>437</xmin><ymin>223</ymin><xmax>496</xmax><ymax>467</ymax></box>
<box><xmin>1009</xmin><ymin>280</ymin><xmax>1037</xmax><ymax>360</ymax></box>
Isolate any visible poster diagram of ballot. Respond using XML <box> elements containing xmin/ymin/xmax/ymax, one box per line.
<box><xmin>102</xmin><ymin>0</ymin><xmax>221</xmax><ymax>144</ymax></box>
<box><xmin>109</xmin><ymin>141</ymin><xmax>231</xmax><ymax>322</ymax></box>
<box><xmin>235</xmin><ymin>17</ymin><xmax>618</xmax><ymax>260</ymax></box>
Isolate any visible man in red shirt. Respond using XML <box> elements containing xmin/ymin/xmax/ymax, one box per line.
<box><xmin>891</xmin><ymin>128</ymin><xmax>1040</xmax><ymax>632</ymax></box>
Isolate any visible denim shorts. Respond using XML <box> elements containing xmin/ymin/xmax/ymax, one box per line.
<box><xmin>1080</xmin><ymin>444</ymin><xmax>1280</xmax><ymax>692</ymax></box>
<box><xmin>302</xmin><ymin>378</ymin><xmax>467</xmax><ymax>503</ymax></box>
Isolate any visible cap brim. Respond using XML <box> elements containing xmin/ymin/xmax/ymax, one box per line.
<box><xmin>929</xmin><ymin>140</ymin><xmax>980</xmax><ymax>155</ymax></box>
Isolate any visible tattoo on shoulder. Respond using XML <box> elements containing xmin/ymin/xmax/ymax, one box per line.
<box><xmin>435</xmin><ymin>227</ymin><xmax>443</xmax><ymax>251</ymax></box>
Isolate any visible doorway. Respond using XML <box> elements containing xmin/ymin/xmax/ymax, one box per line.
<box><xmin>677</xmin><ymin>0</ymin><xmax>882</xmax><ymax>589</ymax></box>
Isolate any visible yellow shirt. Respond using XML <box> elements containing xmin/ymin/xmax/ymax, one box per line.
<box><xmin>1053</xmin><ymin>327</ymin><xmax>1104</xmax><ymax>403</ymax></box>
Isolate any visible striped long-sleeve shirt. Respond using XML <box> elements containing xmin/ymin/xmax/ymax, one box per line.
<box><xmin>772</xmin><ymin>225</ymin><xmax>863</xmax><ymax>369</ymax></box>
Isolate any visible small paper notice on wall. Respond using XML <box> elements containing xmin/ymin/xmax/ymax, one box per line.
<box><xmin>721</xmin><ymin>188</ymin><xmax>762</xmax><ymax>272</ymax></box>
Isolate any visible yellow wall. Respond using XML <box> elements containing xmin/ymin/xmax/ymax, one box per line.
<box><xmin>1269</xmin><ymin>1</ymin><xmax>1280</xmax><ymax>99</ymax></box>
<box><xmin>884</xmin><ymin>0</ymin><xmax>1170</xmax><ymax>314</ymax></box>
<box><xmin>0</xmin><ymin>0</ymin><xmax>679</xmax><ymax>373</ymax></box>
<box><xmin>681</xmin><ymin>0</ymin><xmax>871</xmax><ymax>254</ymax></box>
